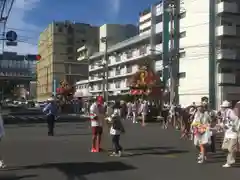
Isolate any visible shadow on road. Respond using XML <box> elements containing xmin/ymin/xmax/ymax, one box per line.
<box><xmin>55</xmin><ymin>133</ymin><xmax>91</xmax><ymax>137</ymax></box>
<box><xmin>0</xmin><ymin>174</ymin><xmax>37</xmax><ymax>180</ymax></box>
<box><xmin>123</xmin><ymin>146</ymin><xmax>189</xmax><ymax>157</ymax></box>
<box><xmin>9</xmin><ymin>162</ymin><xmax>136</xmax><ymax>180</ymax></box>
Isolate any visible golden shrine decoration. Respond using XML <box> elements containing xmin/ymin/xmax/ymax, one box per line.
<box><xmin>128</xmin><ymin>65</ymin><xmax>157</xmax><ymax>89</ymax></box>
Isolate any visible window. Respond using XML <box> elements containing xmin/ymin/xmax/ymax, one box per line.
<box><xmin>67</xmin><ymin>38</ymin><xmax>74</xmax><ymax>44</ymax></box>
<box><xmin>219</xmin><ymin>68</ymin><xmax>233</xmax><ymax>73</ymax></box>
<box><xmin>67</xmin><ymin>26</ymin><xmax>73</xmax><ymax>34</ymax></box>
<box><xmin>156</xmin><ymin>15</ymin><xmax>163</xmax><ymax>24</ymax></box>
<box><xmin>126</xmin><ymin>65</ymin><xmax>132</xmax><ymax>73</ymax></box>
<box><xmin>58</xmin><ymin>27</ymin><xmax>63</xmax><ymax>33</ymax></box>
<box><xmin>115</xmin><ymin>55</ymin><xmax>121</xmax><ymax>62</ymax></box>
<box><xmin>179</xmin><ymin>52</ymin><xmax>186</xmax><ymax>58</ymax></box>
<box><xmin>179</xmin><ymin>11</ymin><xmax>186</xmax><ymax>19</ymax></box>
<box><xmin>179</xmin><ymin>31</ymin><xmax>186</xmax><ymax>38</ymax></box>
<box><xmin>126</xmin><ymin>51</ymin><xmax>133</xmax><ymax>58</ymax></box>
<box><xmin>68</xmin><ymin>56</ymin><xmax>73</xmax><ymax>60</ymax></box>
<box><xmin>66</xmin><ymin>47</ymin><xmax>73</xmax><ymax>54</ymax></box>
<box><xmin>115</xmin><ymin>81</ymin><xmax>120</xmax><ymax>88</ymax></box>
<box><xmin>115</xmin><ymin>67</ymin><xmax>121</xmax><ymax>75</ymax></box>
<box><xmin>139</xmin><ymin>46</ymin><xmax>147</xmax><ymax>55</ymax></box>
<box><xmin>178</xmin><ymin>72</ymin><xmax>186</xmax><ymax>78</ymax></box>
<box><xmin>90</xmin><ymin>64</ymin><xmax>94</xmax><ymax>69</ymax></box>
<box><xmin>139</xmin><ymin>26</ymin><xmax>151</xmax><ymax>33</ymax></box>
<box><xmin>97</xmin><ymin>84</ymin><xmax>101</xmax><ymax>90</ymax></box>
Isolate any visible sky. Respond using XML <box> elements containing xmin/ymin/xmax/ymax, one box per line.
<box><xmin>3</xmin><ymin>0</ymin><xmax>159</xmax><ymax>55</ymax></box>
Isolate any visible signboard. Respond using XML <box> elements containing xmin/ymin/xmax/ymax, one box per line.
<box><xmin>6</xmin><ymin>31</ymin><xmax>17</xmax><ymax>41</ymax></box>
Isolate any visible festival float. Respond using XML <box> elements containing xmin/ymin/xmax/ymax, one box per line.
<box><xmin>56</xmin><ymin>80</ymin><xmax>75</xmax><ymax>111</ymax></box>
<box><xmin>127</xmin><ymin>65</ymin><xmax>163</xmax><ymax>99</ymax></box>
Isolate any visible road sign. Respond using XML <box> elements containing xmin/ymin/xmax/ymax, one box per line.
<box><xmin>6</xmin><ymin>41</ymin><xmax>17</xmax><ymax>46</ymax></box>
<box><xmin>6</xmin><ymin>30</ymin><xmax>17</xmax><ymax>41</ymax></box>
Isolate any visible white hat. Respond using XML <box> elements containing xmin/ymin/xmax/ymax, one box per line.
<box><xmin>47</xmin><ymin>97</ymin><xmax>54</xmax><ymax>101</ymax></box>
<box><xmin>221</xmin><ymin>100</ymin><xmax>231</xmax><ymax>107</ymax></box>
<box><xmin>195</xmin><ymin>102</ymin><xmax>203</xmax><ymax>107</ymax></box>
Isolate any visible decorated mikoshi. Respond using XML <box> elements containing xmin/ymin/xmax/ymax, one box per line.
<box><xmin>127</xmin><ymin>65</ymin><xmax>162</xmax><ymax>97</ymax></box>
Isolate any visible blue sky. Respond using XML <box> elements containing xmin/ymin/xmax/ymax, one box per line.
<box><xmin>4</xmin><ymin>0</ymin><xmax>159</xmax><ymax>54</ymax></box>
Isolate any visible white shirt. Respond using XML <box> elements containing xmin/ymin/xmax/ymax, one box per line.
<box><xmin>222</xmin><ymin>108</ymin><xmax>239</xmax><ymax>139</ymax></box>
<box><xmin>90</xmin><ymin>103</ymin><xmax>104</xmax><ymax>127</ymax></box>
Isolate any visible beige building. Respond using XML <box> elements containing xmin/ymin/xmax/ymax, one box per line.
<box><xmin>37</xmin><ymin>21</ymin><xmax>99</xmax><ymax>101</ymax></box>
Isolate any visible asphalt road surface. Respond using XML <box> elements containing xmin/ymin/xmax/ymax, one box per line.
<box><xmin>0</xmin><ymin>121</ymin><xmax>239</xmax><ymax>180</ymax></box>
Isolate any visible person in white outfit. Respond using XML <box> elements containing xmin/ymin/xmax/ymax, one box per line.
<box><xmin>219</xmin><ymin>100</ymin><xmax>240</xmax><ymax>168</ymax></box>
<box><xmin>0</xmin><ymin>112</ymin><xmax>6</xmax><ymax>168</ymax></box>
<box><xmin>191</xmin><ymin>102</ymin><xmax>211</xmax><ymax>164</ymax></box>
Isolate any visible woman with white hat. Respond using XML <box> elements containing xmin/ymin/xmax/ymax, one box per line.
<box><xmin>191</xmin><ymin>102</ymin><xmax>211</xmax><ymax>163</ymax></box>
<box><xmin>219</xmin><ymin>100</ymin><xmax>240</xmax><ymax>168</ymax></box>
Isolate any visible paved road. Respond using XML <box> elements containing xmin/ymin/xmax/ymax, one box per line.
<box><xmin>0</xmin><ymin>121</ymin><xmax>239</xmax><ymax>180</ymax></box>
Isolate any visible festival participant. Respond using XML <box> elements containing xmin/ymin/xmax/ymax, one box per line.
<box><xmin>219</xmin><ymin>100</ymin><xmax>240</xmax><ymax>168</ymax></box>
<box><xmin>191</xmin><ymin>102</ymin><xmax>211</xmax><ymax>164</ymax></box>
<box><xmin>89</xmin><ymin>96</ymin><xmax>105</xmax><ymax>152</ymax></box>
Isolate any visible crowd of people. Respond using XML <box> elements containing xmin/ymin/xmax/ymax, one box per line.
<box><xmin>0</xmin><ymin>95</ymin><xmax>240</xmax><ymax>168</ymax></box>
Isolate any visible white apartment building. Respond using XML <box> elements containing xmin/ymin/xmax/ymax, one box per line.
<box><xmin>74</xmin><ymin>80</ymin><xmax>91</xmax><ymax>97</ymax></box>
<box><xmin>77</xmin><ymin>3</ymin><xmax>164</xmax><ymax>97</ymax></box>
<box><xmin>77</xmin><ymin>0</ymin><xmax>240</xmax><ymax>107</ymax></box>
<box><xmin>179</xmin><ymin>0</ymin><xmax>240</xmax><ymax>108</ymax></box>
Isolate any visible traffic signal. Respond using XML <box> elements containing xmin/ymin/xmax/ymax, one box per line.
<box><xmin>36</xmin><ymin>55</ymin><xmax>41</xmax><ymax>61</ymax></box>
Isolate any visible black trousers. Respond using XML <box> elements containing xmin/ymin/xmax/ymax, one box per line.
<box><xmin>112</xmin><ymin>135</ymin><xmax>122</xmax><ymax>153</ymax></box>
<box><xmin>47</xmin><ymin>115</ymin><xmax>55</xmax><ymax>135</ymax></box>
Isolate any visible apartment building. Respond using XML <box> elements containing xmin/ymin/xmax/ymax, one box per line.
<box><xmin>37</xmin><ymin>21</ymin><xmax>99</xmax><ymax>101</ymax></box>
<box><xmin>78</xmin><ymin>3</ymin><xmax>163</xmax><ymax>97</ymax></box>
<box><xmin>0</xmin><ymin>52</ymin><xmax>37</xmax><ymax>99</ymax></box>
<box><xmin>179</xmin><ymin>0</ymin><xmax>240</xmax><ymax>107</ymax></box>
<box><xmin>74</xmin><ymin>80</ymin><xmax>91</xmax><ymax>97</ymax></box>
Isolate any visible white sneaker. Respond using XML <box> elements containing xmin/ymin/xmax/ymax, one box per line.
<box><xmin>222</xmin><ymin>163</ymin><xmax>231</xmax><ymax>168</ymax></box>
<box><xmin>197</xmin><ymin>159</ymin><xmax>204</xmax><ymax>164</ymax></box>
<box><xmin>118</xmin><ymin>151</ymin><xmax>122</xmax><ymax>157</ymax></box>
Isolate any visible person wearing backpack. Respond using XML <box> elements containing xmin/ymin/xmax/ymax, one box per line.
<box><xmin>109</xmin><ymin>108</ymin><xmax>125</xmax><ymax>157</ymax></box>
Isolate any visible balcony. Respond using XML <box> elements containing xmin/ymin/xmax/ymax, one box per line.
<box><xmin>77</xmin><ymin>54</ymin><xmax>87</xmax><ymax>61</ymax></box>
<box><xmin>217</xmin><ymin>49</ymin><xmax>237</xmax><ymax>60</ymax></box>
<box><xmin>216</xmin><ymin>25</ymin><xmax>236</xmax><ymax>36</ymax></box>
<box><xmin>216</xmin><ymin>2</ymin><xmax>238</xmax><ymax>14</ymax></box>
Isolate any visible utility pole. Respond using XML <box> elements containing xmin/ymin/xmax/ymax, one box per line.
<box><xmin>166</xmin><ymin>0</ymin><xmax>180</xmax><ymax>106</ymax></box>
<box><xmin>101</xmin><ymin>37</ymin><xmax>108</xmax><ymax>102</ymax></box>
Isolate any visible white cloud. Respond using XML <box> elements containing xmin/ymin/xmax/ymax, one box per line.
<box><xmin>107</xmin><ymin>0</ymin><xmax>121</xmax><ymax>17</ymax></box>
<box><xmin>3</xmin><ymin>0</ymin><xmax>41</xmax><ymax>54</ymax></box>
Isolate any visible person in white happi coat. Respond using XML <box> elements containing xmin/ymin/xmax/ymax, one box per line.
<box><xmin>219</xmin><ymin>100</ymin><xmax>240</xmax><ymax>168</ymax></box>
<box><xmin>139</xmin><ymin>100</ymin><xmax>148</xmax><ymax>126</ymax></box>
<box><xmin>191</xmin><ymin>102</ymin><xmax>212</xmax><ymax>163</ymax></box>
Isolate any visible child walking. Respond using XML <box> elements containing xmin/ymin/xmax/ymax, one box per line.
<box><xmin>109</xmin><ymin>109</ymin><xmax>125</xmax><ymax>157</ymax></box>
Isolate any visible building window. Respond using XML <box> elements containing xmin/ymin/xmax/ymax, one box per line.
<box><xmin>58</xmin><ymin>27</ymin><xmax>63</xmax><ymax>32</ymax></box>
<box><xmin>126</xmin><ymin>51</ymin><xmax>132</xmax><ymax>58</ymax></box>
<box><xmin>115</xmin><ymin>56</ymin><xmax>121</xmax><ymax>62</ymax></box>
<box><xmin>126</xmin><ymin>65</ymin><xmax>132</xmax><ymax>73</ymax></box>
<box><xmin>139</xmin><ymin>46</ymin><xmax>147</xmax><ymax>55</ymax></box>
<box><xmin>156</xmin><ymin>15</ymin><xmax>163</xmax><ymax>24</ymax></box>
<box><xmin>90</xmin><ymin>64</ymin><xmax>94</xmax><ymax>69</ymax></box>
<box><xmin>68</xmin><ymin>56</ymin><xmax>73</xmax><ymax>60</ymax></box>
<box><xmin>219</xmin><ymin>68</ymin><xmax>233</xmax><ymax>73</ymax></box>
<box><xmin>115</xmin><ymin>81</ymin><xmax>120</xmax><ymax>88</ymax></box>
<box><xmin>139</xmin><ymin>26</ymin><xmax>151</xmax><ymax>33</ymax></box>
<box><xmin>179</xmin><ymin>11</ymin><xmax>186</xmax><ymax>19</ymax></box>
<box><xmin>66</xmin><ymin>47</ymin><xmax>73</xmax><ymax>54</ymax></box>
<box><xmin>180</xmin><ymin>31</ymin><xmax>186</xmax><ymax>38</ymax></box>
<box><xmin>179</xmin><ymin>52</ymin><xmax>186</xmax><ymax>58</ymax></box>
<box><xmin>115</xmin><ymin>67</ymin><xmax>121</xmax><ymax>75</ymax></box>
<box><xmin>97</xmin><ymin>84</ymin><xmax>101</xmax><ymax>90</ymax></box>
